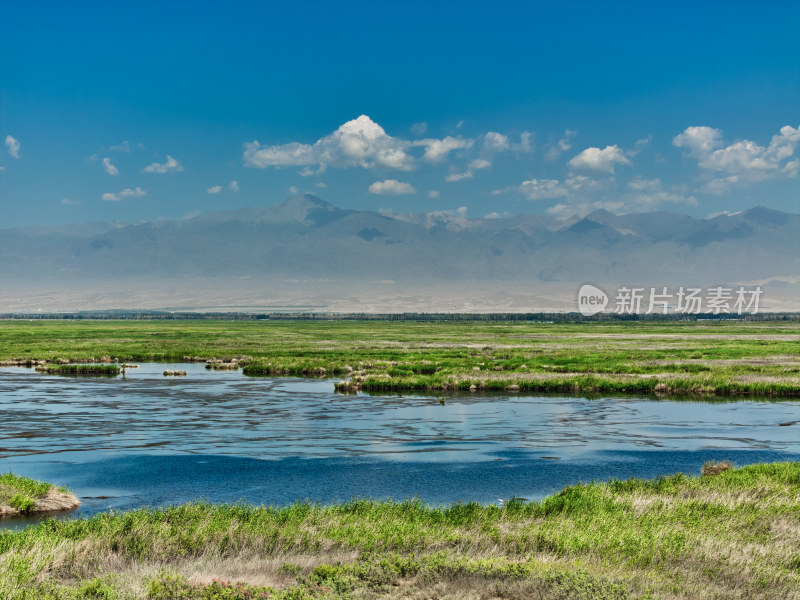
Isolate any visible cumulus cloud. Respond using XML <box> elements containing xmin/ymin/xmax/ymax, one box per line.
<box><xmin>102</xmin><ymin>186</ymin><xmax>147</xmax><ymax>202</ymax></box>
<box><xmin>539</xmin><ymin>176</ymin><xmax>695</xmax><ymax>217</ymax></box>
<box><xmin>411</xmin><ymin>122</ymin><xmax>428</xmax><ymax>135</ymax></box>
<box><xmin>5</xmin><ymin>135</ymin><xmax>20</xmax><ymax>158</ymax></box>
<box><xmin>674</xmin><ymin>125</ymin><xmax>800</xmax><ymax>190</ymax></box>
<box><xmin>484</xmin><ymin>211</ymin><xmax>511</xmax><ymax>219</ymax></box>
<box><xmin>368</xmin><ymin>179</ymin><xmax>416</xmax><ymax>195</ymax></box>
<box><xmin>315</xmin><ymin>182</ymin><xmax>327</xmax><ymax>188</ymax></box>
<box><xmin>519</xmin><ymin>178</ymin><xmax>568</xmax><ymax>200</ymax></box>
<box><xmin>428</xmin><ymin>190</ymin><xmax>440</xmax><ymax>198</ymax></box>
<box><xmin>482</xmin><ymin>132</ymin><xmax>510</xmax><ymax>154</ymax></box>
<box><xmin>673</xmin><ymin>126</ymin><xmax>723</xmax><ymax>158</ymax></box>
<box><xmin>245</xmin><ymin>115</ymin><xmax>415</xmax><ymax>171</ymax></box>
<box><xmin>120</xmin><ymin>186</ymin><xmax>146</xmax><ymax>198</ymax></box>
<box><xmin>569</xmin><ymin>145</ymin><xmax>630</xmax><ymax>173</ymax></box>
<box><xmin>545</xmin><ymin>130</ymin><xmax>576</xmax><ymax>160</ymax></box>
<box><xmin>206</xmin><ymin>185</ymin><xmax>222</xmax><ymax>194</ymax></box>
<box><xmin>102</xmin><ymin>157</ymin><xmax>119</xmax><ymax>176</ymax></box>
<box><xmin>229</xmin><ymin>180</ymin><xmax>239</xmax><ymax>192</ymax></box>
<box><xmin>519</xmin><ymin>175</ymin><xmax>612</xmax><ymax>201</ymax></box>
<box><xmin>0</xmin><ymin>166</ymin><xmax>5</xmax><ymax>171</ymax></box>
<box><xmin>469</xmin><ymin>159</ymin><xmax>491</xmax><ymax>170</ymax></box>
<box><xmin>61</xmin><ymin>197</ymin><xmax>82</xmax><ymax>206</ymax></box>
<box><xmin>144</xmin><ymin>155</ymin><xmax>183</xmax><ymax>173</ymax></box>
<box><xmin>415</xmin><ymin>135</ymin><xmax>474</xmax><ymax>163</ymax></box>
<box><xmin>288</xmin><ymin>185</ymin><xmax>299</xmax><ymax>195</ymax></box>
<box><xmin>445</xmin><ymin>170</ymin><xmax>474</xmax><ymax>182</ymax></box>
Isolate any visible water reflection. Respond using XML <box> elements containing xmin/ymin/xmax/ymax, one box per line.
<box><xmin>0</xmin><ymin>364</ymin><xmax>798</xmax><ymax>524</ymax></box>
<box><xmin>1</xmin><ymin>364</ymin><xmax>797</xmax><ymax>462</ymax></box>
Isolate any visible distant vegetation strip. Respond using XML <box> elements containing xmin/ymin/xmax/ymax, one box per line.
<box><xmin>1</xmin><ymin>319</ymin><xmax>798</xmax><ymax>397</ymax></box>
<box><xmin>3</xmin><ymin>310</ymin><xmax>800</xmax><ymax>321</ymax></box>
<box><xmin>0</xmin><ymin>462</ymin><xmax>797</xmax><ymax>599</ymax></box>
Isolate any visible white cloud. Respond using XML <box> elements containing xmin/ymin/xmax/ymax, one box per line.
<box><xmin>5</xmin><ymin>135</ymin><xmax>20</xmax><ymax>159</ymax></box>
<box><xmin>411</xmin><ymin>122</ymin><xmax>428</xmax><ymax>135</ymax></box>
<box><xmin>632</xmin><ymin>136</ymin><xmax>652</xmax><ymax>154</ymax></box>
<box><xmin>102</xmin><ymin>187</ymin><xmax>146</xmax><ymax>202</ymax></box>
<box><xmin>415</xmin><ymin>135</ymin><xmax>473</xmax><ymax>163</ymax></box>
<box><xmin>468</xmin><ymin>159</ymin><xmax>491</xmax><ymax>170</ymax></box>
<box><xmin>445</xmin><ymin>170</ymin><xmax>474</xmax><ymax>182</ymax></box>
<box><xmin>519</xmin><ymin>175</ymin><xmax>616</xmax><ymax>202</ymax></box>
<box><xmin>673</xmin><ymin>126</ymin><xmax>723</xmax><ymax>158</ymax></box>
<box><xmin>428</xmin><ymin>190</ymin><xmax>440</xmax><ymax>198</ymax></box>
<box><xmin>0</xmin><ymin>166</ymin><xmax>4</xmax><ymax>171</ymax></box>
<box><xmin>484</xmin><ymin>211</ymin><xmax>511</xmax><ymax>219</ymax></box>
<box><xmin>102</xmin><ymin>157</ymin><xmax>119</xmax><ymax>176</ymax></box>
<box><xmin>207</xmin><ymin>185</ymin><xmax>222</xmax><ymax>194</ymax></box>
<box><xmin>627</xmin><ymin>177</ymin><xmax>661</xmax><ymax>191</ymax></box>
<box><xmin>545</xmin><ymin>130</ymin><xmax>576</xmax><ymax>160</ymax></box>
<box><xmin>229</xmin><ymin>180</ymin><xmax>239</xmax><ymax>192</ymax></box>
<box><xmin>482</xmin><ymin>132</ymin><xmax>509</xmax><ymax>153</ymax></box>
<box><xmin>674</xmin><ymin>124</ymin><xmax>800</xmax><ymax>188</ymax></box>
<box><xmin>144</xmin><ymin>155</ymin><xmax>183</xmax><ymax>173</ymax></box>
<box><xmin>514</xmin><ymin>131</ymin><xmax>535</xmax><ymax>153</ymax></box>
<box><xmin>120</xmin><ymin>186</ymin><xmax>146</xmax><ymax>198</ymax></box>
<box><xmin>288</xmin><ymin>185</ymin><xmax>299</xmax><ymax>195</ymax></box>
<box><xmin>519</xmin><ymin>178</ymin><xmax>568</xmax><ymax>200</ymax></box>
<box><xmin>315</xmin><ymin>182</ymin><xmax>327</xmax><ymax>188</ymax></box>
<box><xmin>244</xmin><ymin>115</ymin><xmax>415</xmax><ymax>171</ymax></box>
<box><xmin>368</xmin><ymin>179</ymin><xmax>416</xmax><ymax>195</ymax></box>
<box><xmin>569</xmin><ymin>145</ymin><xmax>630</xmax><ymax>173</ymax></box>
<box><xmin>61</xmin><ymin>197</ymin><xmax>82</xmax><ymax>206</ymax></box>
<box><xmin>540</xmin><ymin>175</ymin><xmax>695</xmax><ymax>217</ymax></box>
<box><xmin>109</xmin><ymin>141</ymin><xmax>131</xmax><ymax>153</ymax></box>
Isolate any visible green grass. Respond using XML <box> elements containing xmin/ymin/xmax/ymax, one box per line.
<box><xmin>0</xmin><ymin>462</ymin><xmax>797</xmax><ymax>599</ymax></box>
<box><xmin>0</xmin><ymin>473</ymin><xmax>59</xmax><ymax>514</ymax></box>
<box><xmin>1</xmin><ymin>319</ymin><xmax>798</xmax><ymax>397</ymax></box>
<box><xmin>35</xmin><ymin>364</ymin><xmax>121</xmax><ymax>376</ymax></box>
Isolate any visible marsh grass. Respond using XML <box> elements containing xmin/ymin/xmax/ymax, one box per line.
<box><xmin>1</xmin><ymin>319</ymin><xmax>798</xmax><ymax>397</ymax></box>
<box><xmin>0</xmin><ymin>463</ymin><xmax>797</xmax><ymax>599</ymax></box>
<box><xmin>0</xmin><ymin>474</ymin><xmax>78</xmax><ymax>516</ymax></box>
<box><xmin>34</xmin><ymin>364</ymin><xmax>120</xmax><ymax>376</ymax></box>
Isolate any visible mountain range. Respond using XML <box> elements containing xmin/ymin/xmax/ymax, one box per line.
<box><xmin>1</xmin><ymin>196</ymin><xmax>798</xmax><ymax>312</ymax></box>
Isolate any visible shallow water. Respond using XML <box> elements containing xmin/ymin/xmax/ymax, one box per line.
<box><xmin>1</xmin><ymin>363</ymin><xmax>798</xmax><ymax>528</ymax></box>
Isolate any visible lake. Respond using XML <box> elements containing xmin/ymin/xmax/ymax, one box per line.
<box><xmin>1</xmin><ymin>363</ymin><xmax>798</xmax><ymax>528</ymax></box>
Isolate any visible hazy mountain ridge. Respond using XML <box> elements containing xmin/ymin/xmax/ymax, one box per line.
<box><xmin>2</xmin><ymin>197</ymin><xmax>798</xmax><ymax>308</ymax></box>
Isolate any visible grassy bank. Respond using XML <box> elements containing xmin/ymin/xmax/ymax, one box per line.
<box><xmin>33</xmin><ymin>364</ymin><xmax>120</xmax><ymax>376</ymax></box>
<box><xmin>1</xmin><ymin>319</ymin><xmax>798</xmax><ymax>397</ymax></box>
<box><xmin>0</xmin><ymin>473</ymin><xmax>80</xmax><ymax>517</ymax></box>
<box><xmin>0</xmin><ymin>462</ymin><xmax>797</xmax><ymax>599</ymax></box>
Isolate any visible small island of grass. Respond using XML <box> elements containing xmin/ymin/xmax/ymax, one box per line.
<box><xmin>0</xmin><ymin>473</ymin><xmax>80</xmax><ymax>517</ymax></box>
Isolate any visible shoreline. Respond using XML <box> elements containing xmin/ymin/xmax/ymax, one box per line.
<box><xmin>1</xmin><ymin>462</ymin><xmax>797</xmax><ymax>599</ymax></box>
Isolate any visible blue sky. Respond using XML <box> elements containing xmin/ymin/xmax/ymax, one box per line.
<box><xmin>1</xmin><ymin>1</ymin><xmax>798</xmax><ymax>228</ymax></box>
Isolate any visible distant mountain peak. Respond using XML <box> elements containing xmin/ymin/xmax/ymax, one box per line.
<box><xmin>279</xmin><ymin>194</ymin><xmax>333</xmax><ymax>210</ymax></box>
